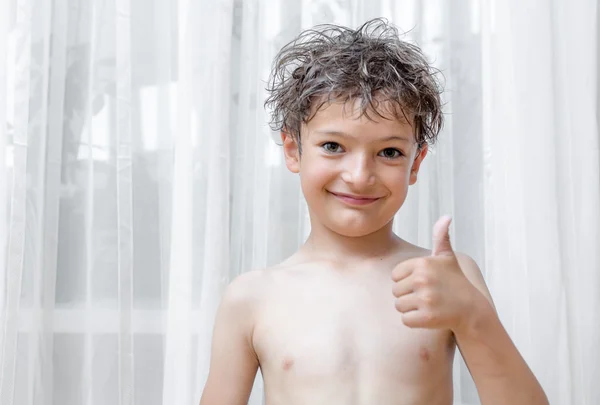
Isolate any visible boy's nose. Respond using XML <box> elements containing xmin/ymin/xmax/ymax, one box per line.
<box><xmin>340</xmin><ymin>155</ymin><xmax>376</xmax><ymax>187</ymax></box>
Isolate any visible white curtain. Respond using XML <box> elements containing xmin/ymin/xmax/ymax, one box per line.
<box><xmin>1</xmin><ymin>0</ymin><xmax>599</xmax><ymax>404</ymax></box>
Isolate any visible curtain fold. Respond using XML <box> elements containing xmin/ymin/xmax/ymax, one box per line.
<box><xmin>1</xmin><ymin>0</ymin><xmax>32</xmax><ymax>403</ymax></box>
<box><xmin>0</xmin><ymin>0</ymin><xmax>598</xmax><ymax>404</ymax></box>
<box><xmin>115</xmin><ymin>0</ymin><xmax>134</xmax><ymax>403</ymax></box>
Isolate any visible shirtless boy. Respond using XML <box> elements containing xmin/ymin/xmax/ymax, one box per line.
<box><xmin>200</xmin><ymin>18</ymin><xmax>549</xmax><ymax>405</ymax></box>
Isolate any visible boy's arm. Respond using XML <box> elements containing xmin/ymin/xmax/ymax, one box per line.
<box><xmin>455</xmin><ymin>253</ymin><xmax>550</xmax><ymax>405</ymax></box>
<box><xmin>199</xmin><ymin>270</ymin><xmax>262</xmax><ymax>405</ymax></box>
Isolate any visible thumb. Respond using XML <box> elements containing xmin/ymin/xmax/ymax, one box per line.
<box><xmin>431</xmin><ymin>215</ymin><xmax>454</xmax><ymax>257</ymax></box>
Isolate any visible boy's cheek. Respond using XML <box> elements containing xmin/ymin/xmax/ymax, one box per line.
<box><xmin>300</xmin><ymin>161</ymin><xmax>337</xmax><ymax>186</ymax></box>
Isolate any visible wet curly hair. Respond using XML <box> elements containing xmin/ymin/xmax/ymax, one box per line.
<box><xmin>264</xmin><ymin>18</ymin><xmax>444</xmax><ymax>153</ymax></box>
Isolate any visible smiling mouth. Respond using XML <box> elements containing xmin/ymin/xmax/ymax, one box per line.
<box><xmin>328</xmin><ymin>191</ymin><xmax>381</xmax><ymax>206</ymax></box>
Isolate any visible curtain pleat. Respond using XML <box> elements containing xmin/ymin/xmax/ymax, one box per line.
<box><xmin>0</xmin><ymin>1</ymin><xmax>7</xmax><ymax>394</ymax></box>
<box><xmin>162</xmin><ymin>0</ymin><xmax>193</xmax><ymax>402</ymax></box>
<box><xmin>25</xmin><ymin>0</ymin><xmax>55</xmax><ymax>404</ymax></box>
<box><xmin>1</xmin><ymin>1</ymin><xmax>32</xmax><ymax>403</ymax></box>
<box><xmin>115</xmin><ymin>0</ymin><xmax>135</xmax><ymax>403</ymax></box>
<box><xmin>36</xmin><ymin>1</ymin><xmax>69</xmax><ymax>403</ymax></box>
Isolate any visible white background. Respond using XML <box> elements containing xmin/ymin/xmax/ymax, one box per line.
<box><xmin>0</xmin><ymin>0</ymin><xmax>599</xmax><ymax>404</ymax></box>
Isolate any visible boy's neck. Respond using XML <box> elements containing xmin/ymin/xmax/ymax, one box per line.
<box><xmin>300</xmin><ymin>218</ymin><xmax>407</xmax><ymax>265</ymax></box>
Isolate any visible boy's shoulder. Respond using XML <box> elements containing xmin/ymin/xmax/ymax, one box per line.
<box><xmin>224</xmin><ymin>266</ymin><xmax>284</xmax><ymax>305</ymax></box>
<box><xmin>226</xmin><ymin>268</ymin><xmax>268</xmax><ymax>299</ymax></box>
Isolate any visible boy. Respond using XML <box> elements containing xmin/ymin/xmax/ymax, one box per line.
<box><xmin>200</xmin><ymin>18</ymin><xmax>548</xmax><ymax>405</ymax></box>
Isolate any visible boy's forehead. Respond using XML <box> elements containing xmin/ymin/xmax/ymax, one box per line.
<box><xmin>306</xmin><ymin>97</ymin><xmax>415</xmax><ymax>136</ymax></box>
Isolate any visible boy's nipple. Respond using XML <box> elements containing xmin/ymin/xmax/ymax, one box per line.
<box><xmin>282</xmin><ymin>356</ymin><xmax>294</xmax><ymax>371</ymax></box>
<box><xmin>419</xmin><ymin>346</ymin><xmax>430</xmax><ymax>362</ymax></box>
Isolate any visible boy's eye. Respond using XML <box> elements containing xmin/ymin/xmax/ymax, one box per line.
<box><xmin>379</xmin><ymin>148</ymin><xmax>403</xmax><ymax>159</ymax></box>
<box><xmin>322</xmin><ymin>142</ymin><xmax>343</xmax><ymax>153</ymax></box>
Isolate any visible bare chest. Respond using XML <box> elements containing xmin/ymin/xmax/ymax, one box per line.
<box><xmin>252</xmin><ymin>271</ymin><xmax>456</xmax><ymax>404</ymax></box>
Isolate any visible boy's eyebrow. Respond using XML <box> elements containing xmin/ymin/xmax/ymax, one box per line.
<box><xmin>313</xmin><ymin>130</ymin><xmax>411</xmax><ymax>143</ymax></box>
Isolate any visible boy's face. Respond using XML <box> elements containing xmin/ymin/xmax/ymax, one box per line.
<box><xmin>282</xmin><ymin>99</ymin><xmax>428</xmax><ymax>238</ymax></box>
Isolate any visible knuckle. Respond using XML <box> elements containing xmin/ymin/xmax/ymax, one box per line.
<box><xmin>424</xmin><ymin>311</ymin><xmax>436</xmax><ymax>323</ymax></box>
<box><xmin>402</xmin><ymin>314</ymin><xmax>415</xmax><ymax>327</ymax></box>
<box><xmin>413</xmin><ymin>274</ymin><xmax>430</xmax><ymax>287</ymax></box>
<box><xmin>420</xmin><ymin>290</ymin><xmax>437</xmax><ymax>305</ymax></box>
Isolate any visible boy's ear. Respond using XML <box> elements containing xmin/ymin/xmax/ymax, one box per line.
<box><xmin>281</xmin><ymin>131</ymin><xmax>300</xmax><ymax>173</ymax></box>
<box><xmin>409</xmin><ymin>144</ymin><xmax>428</xmax><ymax>185</ymax></box>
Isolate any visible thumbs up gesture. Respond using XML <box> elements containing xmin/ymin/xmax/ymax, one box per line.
<box><xmin>391</xmin><ymin>215</ymin><xmax>482</xmax><ymax>333</ymax></box>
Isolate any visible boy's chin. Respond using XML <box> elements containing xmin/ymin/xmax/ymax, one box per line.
<box><xmin>325</xmin><ymin>221</ymin><xmax>387</xmax><ymax>238</ymax></box>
